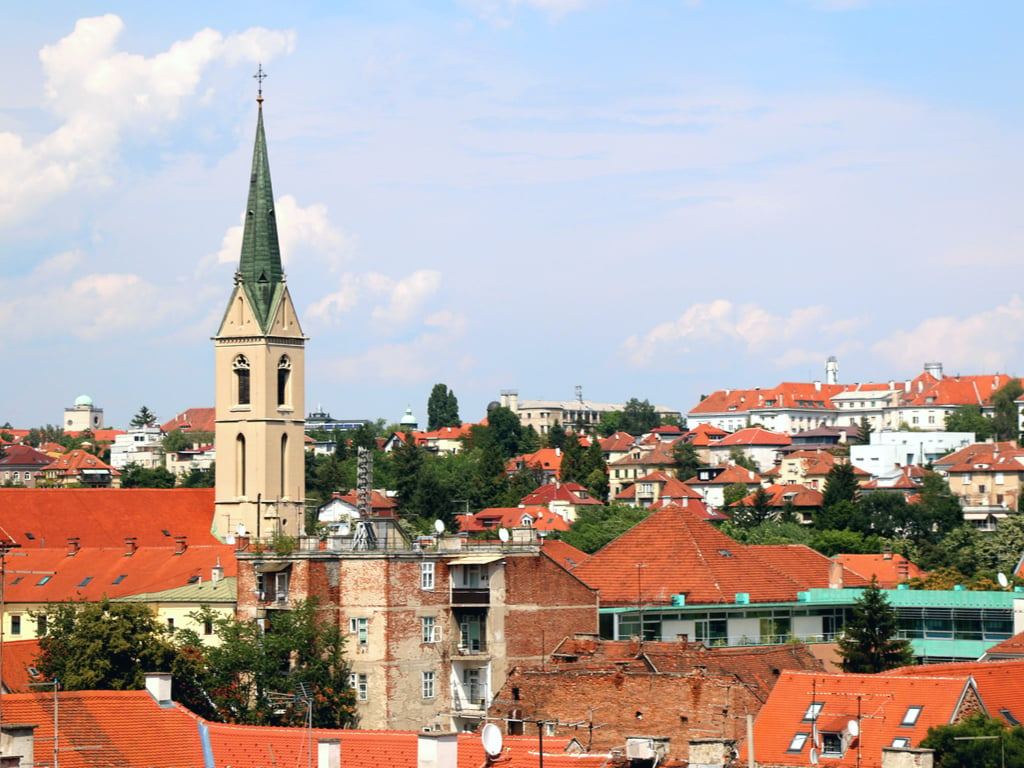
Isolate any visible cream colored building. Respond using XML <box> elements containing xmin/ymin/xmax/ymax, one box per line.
<box><xmin>63</xmin><ymin>394</ymin><xmax>104</xmax><ymax>431</ymax></box>
<box><xmin>213</xmin><ymin>96</ymin><xmax>306</xmax><ymax>541</ymax></box>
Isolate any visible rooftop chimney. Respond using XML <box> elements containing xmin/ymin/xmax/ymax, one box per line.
<box><xmin>417</xmin><ymin>732</ymin><xmax>458</xmax><ymax>768</ymax></box>
<box><xmin>174</xmin><ymin>536</ymin><xmax>187</xmax><ymax>555</ymax></box>
<box><xmin>66</xmin><ymin>537</ymin><xmax>80</xmax><ymax>556</ymax></box>
<box><xmin>144</xmin><ymin>672</ymin><xmax>173</xmax><ymax>706</ymax></box>
<box><xmin>318</xmin><ymin>739</ymin><xmax>341</xmax><ymax>768</ymax></box>
<box><xmin>0</xmin><ymin>723</ymin><xmax>37</xmax><ymax>768</ymax></box>
<box><xmin>828</xmin><ymin>559</ymin><xmax>845</xmax><ymax>589</ymax></box>
<box><xmin>124</xmin><ymin>537</ymin><xmax>137</xmax><ymax>556</ymax></box>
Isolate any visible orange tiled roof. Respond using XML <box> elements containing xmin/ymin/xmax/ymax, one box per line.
<box><xmin>933</xmin><ymin>441</ymin><xmax>1024</xmax><ymax>472</ymax></box>
<box><xmin>0</xmin><ymin>488</ymin><xmax>219</xmax><ymax>548</ymax></box>
<box><xmin>901</xmin><ymin>374</ymin><xmax>1020</xmax><ymax>407</ymax></box>
<box><xmin>834</xmin><ymin>553</ymin><xmax>922</xmax><ymax>588</ymax></box>
<box><xmin>743</xmin><ymin>670</ymin><xmax>971</xmax><ymax>767</ymax></box>
<box><xmin>520</xmin><ymin>482</ymin><xmax>600</xmax><ymax>507</ymax></box>
<box><xmin>507</xmin><ymin>448</ymin><xmax>564</xmax><ymax>475</ymax></box>
<box><xmin>571</xmin><ymin>505</ymin><xmax>867</xmax><ymax>607</ymax></box>
<box><xmin>1</xmin><ymin>638</ymin><xmax>42</xmax><ymax>693</ymax></box>
<box><xmin>161</xmin><ymin>407</ymin><xmax>216</xmax><ymax>433</ymax></box>
<box><xmin>3</xmin><ymin>545</ymin><xmax>237</xmax><ymax>603</ymax></box>
<box><xmin>599</xmin><ymin>431</ymin><xmax>636</xmax><ymax>451</ymax></box>
<box><xmin>685</xmin><ymin>464</ymin><xmax>762</xmax><ymax>486</ymax></box>
<box><xmin>982</xmin><ymin>629</ymin><xmax>1024</xmax><ymax>658</ymax></box>
<box><xmin>42</xmin><ymin>448</ymin><xmax>120</xmax><ymax>476</ymax></box>
<box><xmin>458</xmin><ymin>506</ymin><xmax>570</xmax><ymax>533</ymax></box>
<box><xmin>540</xmin><ymin>538</ymin><xmax>589</xmax><ymax>570</ymax></box>
<box><xmin>713</xmin><ymin>427</ymin><xmax>791</xmax><ymax>446</ymax></box>
<box><xmin>883</xmin><ymin>658</ymin><xmax>1024</xmax><ymax>726</ymax></box>
<box><xmin>735</xmin><ymin>483</ymin><xmax>823</xmax><ymax>508</ymax></box>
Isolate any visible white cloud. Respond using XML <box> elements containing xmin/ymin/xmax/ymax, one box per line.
<box><xmin>215</xmin><ymin>194</ymin><xmax>350</xmax><ymax>269</ymax></box>
<box><xmin>306</xmin><ymin>269</ymin><xmax>443</xmax><ymax>328</ymax></box>
<box><xmin>622</xmin><ymin>300</ymin><xmax>829</xmax><ymax>367</ymax></box>
<box><xmin>873</xmin><ymin>297</ymin><xmax>1024</xmax><ymax>374</ymax></box>
<box><xmin>0</xmin><ymin>15</ymin><xmax>294</xmax><ymax>227</ymax></box>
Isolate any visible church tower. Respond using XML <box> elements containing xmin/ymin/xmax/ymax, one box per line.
<box><xmin>214</xmin><ymin>80</ymin><xmax>306</xmax><ymax>541</ymax></box>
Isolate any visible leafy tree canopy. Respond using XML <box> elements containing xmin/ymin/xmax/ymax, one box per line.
<box><xmin>920</xmin><ymin>713</ymin><xmax>1024</xmax><ymax>768</ymax></box>
<box><xmin>559</xmin><ymin>502</ymin><xmax>648</xmax><ymax>554</ymax></box>
<box><xmin>944</xmin><ymin>404</ymin><xmax>995</xmax><ymax>440</ymax></box>
<box><xmin>672</xmin><ymin>441</ymin><xmax>705</xmax><ymax>482</ymax></box>
<box><xmin>619</xmin><ymin>398</ymin><xmax>660</xmax><ymax>436</ymax></box>
<box><xmin>836</xmin><ymin>578</ymin><xmax>914</xmax><ymax>673</ymax></box>
<box><xmin>130</xmin><ymin>405</ymin><xmax>158</xmax><ymax>429</ymax></box>
<box><xmin>426</xmin><ymin>383</ymin><xmax>460</xmax><ymax>431</ymax></box>
<box><xmin>120</xmin><ymin>463</ymin><xmax>177</xmax><ymax>489</ymax></box>
<box><xmin>728</xmin><ymin>446</ymin><xmax>758</xmax><ymax>472</ymax></box>
<box><xmin>991</xmin><ymin>378</ymin><xmax>1024</xmax><ymax>442</ymax></box>
<box><xmin>35</xmin><ymin>599</ymin><xmax>177</xmax><ymax>690</ymax></box>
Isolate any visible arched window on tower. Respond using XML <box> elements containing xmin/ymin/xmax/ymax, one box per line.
<box><xmin>280</xmin><ymin>434</ymin><xmax>288</xmax><ymax>497</ymax></box>
<box><xmin>234</xmin><ymin>355</ymin><xmax>251</xmax><ymax>406</ymax></box>
<box><xmin>236</xmin><ymin>434</ymin><xmax>246</xmax><ymax>497</ymax></box>
<box><xmin>277</xmin><ymin>355</ymin><xmax>291</xmax><ymax>407</ymax></box>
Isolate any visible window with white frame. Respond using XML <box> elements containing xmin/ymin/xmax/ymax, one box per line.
<box><xmin>421</xmin><ymin>562</ymin><xmax>435</xmax><ymax>590</ymax></box>
<box><xmin>349</xmin><ymin>672</ymin><xmax>368</xmax><ymax>700</ymax></box>
<box><xmin>892</xmin><ymin>738</ymin><xmax>911</xmax><ymax>748</ymax></box>
<box><xmin>802</xmin><ymin>702</ymin><xmax>824</xmax><ymax>722</ymax></box>
<box><xmin>900</xmin><ymin>706</ymin><xmax>923</xmax><ymax>727</ymax></box>
<box><xmin>350</xmin><ymin>617</ymin><xmax>369</xmax><ymax>646</ymax></box>
<box><xmin>422</xmin><ymin>616</ymin><xmax>437</xmax><ymax>643</ymax></box>
<box><xmin>786</xmin><ymin>733</ymin><xmax>809</xmax><ymax>753</ymax></box>
<box><xmin>422</xmin><ymin>670</ymin><xmax>435</xmax><ymax>699</ymax></box>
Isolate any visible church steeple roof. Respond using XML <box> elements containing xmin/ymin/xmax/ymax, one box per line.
<box><xmin>237</xmin><ymin>76</ymin><xmax>284</xmax><ymax>333</ymax></box>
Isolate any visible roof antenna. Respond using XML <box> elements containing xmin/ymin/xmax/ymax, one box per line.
<box><xmin>254</xmin><ymin>63</ymin><xmax>267</xmax><ymax>105</ymax></box>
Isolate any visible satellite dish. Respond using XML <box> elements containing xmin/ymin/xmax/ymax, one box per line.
<box><xmin>998</xmin><ymin>572</ymin><xmax>1009</xmax><ymax>588</ymax></box>
<box><xmin>434</xmin><ymin>519</ymin><xmax>445</xmax><ymax>534</ymax></box>
<box><xmin>225</xmin><ymin>534</ymin><xmax>236</xmax><ymax>545</ymax></box>
<box><xmin>847</xmin><ymin>719</ymin><xmax>859</xmax><ymax>737</ymax></box>
<box><xmin>498</xmin><ymin>528</ymin><xmax>510</xmax><ymax>543</ymax></box>
<box><xmin>236</xmin><ymin>523</ymin><xmax>247</xmax><ymax>536</ymax></box>
<box><xmin>809</xmin><ymin>747</ymin><xmax>820</xmax><ymax>766</ymax></box>
<box><xmin>481</xmin><ymin>723</ymin><xmax>503</xmax><ymax>757</ymax></box>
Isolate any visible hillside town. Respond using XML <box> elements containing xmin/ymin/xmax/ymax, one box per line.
<box><xmin>3</xmin><ymin>34</ymin><xmax>1024</xmax><ymax>768</ymax></box>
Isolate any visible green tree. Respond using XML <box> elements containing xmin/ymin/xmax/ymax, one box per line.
<box><xmin>582</xmin><ymin>440</ymin><xmax>609</xmax><ymax>500</ymax></box>
<box><xmin>559</xmin><ymin>435</ymin><xmax>586</xmax><ymax>483</ymax></box>
<box><xmin>728</xmin><ymin>446</ymin><xmax>758</xmax><ymax>472</ymax></box>
<box><xmin>991</xmin><ymin>378</ymin><xmax>1023</xmax><ymax>442</ymax></box>
<box><xmin>809</xmin><ymin>528</ymin><xmax>880</xmax><ymax>557</ymax></box>
<box><xmin>35</xmin><ymin>598</ymin><xmax>177</xmax><ymax>690</ymax></box>
<box><xmin>813</xmin><ymin>499</ymin><xmax>868</xmax><ymax>533</ymax></box>
<box><xmin>546</xmin><ymin>420</ymin><xmax>567</xmax><ymax>450</ymax></box>
<box><xmin>731</xmin><ymin>486</ymin><xmax>776</xmax><ymax>529</ymax></box>
<box><xmin>944</xmin><ymin>404</ymin><xmax>995</xmax><ymax>440</ymax></box>
<box><xmin>178</xmin><ymin>463</ymin><xmax>216</xmax><ymax>488</ymax></box>
<box><xmin>389</xmin><ymin>434</ymin><xmax>425</xmax><ymax>508</ymax></box>
<box><xmin>855</xmin><ymin>417</ymin><xmax>873</xmax><ymax>445</ymax></box>
<box><xmin>859</xmin><ymin>491</ymin><xmax>912</xmax><ymax>540</ymax></box>
<box><xmin>822</xmin><ymin>462</ymin><xmax>859</xmax><ymax>509</ymax></box>
<box><xmin>195</xmin><ymin>599</ymin><xmax>357</xmax><ymax>728</ymax></box>
<box><xmin>120</xmin><ymin>463</ymin><xmax>177</xmax><ymax>489</ymax></box>
<box><xmin>721</xmin><ymin>519</ymin><xmax>811</xmax><ymax>546</ymax></box>
<box><xmin>598</xmin><ymin>411</ymin><xmax>623</xmax><ymax>437</ymax></box>
<box><xmin>129</xmin><ymin>405</ymin><xmax>158</xmax><ymax>428</ymax></box>
<box><xmin>560</xmin><ymin>502</ymin><xmax>648</xmax><ymax>554</ymax></box>
<box><xmin>485</xmin><ymin>406</ymin><xmax>524</xmax><ymax>458</ymax></box>
<box><xmin>921</xmin><ymin>713</ymin><xmax>1024</xmax><ymax>768</ymax></box>
<box><xmin>836</xmin><ymin>578</ymin><xmax>914</xmax><ymax>673</ymax></box>
<box><xmin>910</xmin><ymin>474</ymin><xmax>962</xmax><ymax>541</ymax></box>
<box><xmin>620</xmin><ymin>398</ymin><xmax>660</xmax><ymax>436</ymax></box>
<box><xmin>721</xmin><ymin>482</ymin><xmax>750</xmax><ymax>511</ymax></box>
<box><xmin>672</xmin><ymin>441</ymin><xmax>704</xmax><ymax>481</ymax></box>
<box><xmin>162</xmin><ymin>429</ymin><xmax>213</xmax><ymax>453</ymax></box>
<box><xmin>426</xmin><ymin>383</ymin><xmax>460</xmax><ymax>431</ymax></box>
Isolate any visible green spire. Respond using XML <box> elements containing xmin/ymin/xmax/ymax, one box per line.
<box><xmin>238</xmin><ymin>96</ymin><xmax>284</xmax><ymax>333</ymax></box>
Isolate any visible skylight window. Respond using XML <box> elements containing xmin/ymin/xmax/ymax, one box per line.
<box><xmin>802</xmin><ymin>702</ymin><xmax>824</xmax><ymax>722</ymax></box>
<box><xmin>1000</xmin><ymin>709</ymin><xmax>1020</xmax><ymax>727</ymax></box>
<box><xmin>786</xmin><ymin>733</ymin><xmax>809</xmax><ymax>753</ymax></box>
<box><xmin>36</xmin><ymin>576</ymin><xmax>51</xmax><ymax>585</ymax></box>
<box><xmin>112</xmin><ymin>574</ymin><xmax>127</xmax><ymax>585</ymax></box>
<box><xmin>718</xmin><ymin>549</ymin><xmax>733</xmax><ymax>557</ymax></box>
<box><xmin>892</xmin><ymin>738</ymin><xmax>911</xmax><ymax>749</ymax></box>
<box><xmin>24</xmin><ymin>532</ymin><xmax>35</xmax><ymax>540</ymax></box>
<box><xmin>77</xmin><ymin>576</ymin><xmax>93</xmax><ymax>587</ymax></box>
<box><xmin>901</xmin><ymin>706</ymin><xmax>923</xmax><ymax>727</ymax></box>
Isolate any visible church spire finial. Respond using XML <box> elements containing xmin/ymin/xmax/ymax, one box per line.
<box><xmin>254</xmin><ymin>63</ymin><xmax>267</xmax><ymax>106</ymax></box>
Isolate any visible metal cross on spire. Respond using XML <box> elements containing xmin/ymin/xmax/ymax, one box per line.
<box><xmin>254</xmin><ymin>63</ymin><xmax>267</xmax><ymax>103</ymax></box>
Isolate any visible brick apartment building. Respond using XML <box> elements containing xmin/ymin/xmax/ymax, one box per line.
<box><xmin>235</xmin><ymin>521</ymin><xmax>598</xmax><ymax>732</ymax></box>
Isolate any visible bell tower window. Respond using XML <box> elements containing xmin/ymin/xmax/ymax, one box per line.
<box><xmin>236</xmin><ymin>434</ymin><xmax>247</xmax><ymax>497</ymax></box>
<box><xmin>277</xmin><ymin>355</ymin><xmax>291</xmax><ymax>407</ymax></box>
<box><xmin>234</xmin><ymin>355</ymin><xmax>251</xmax><ymax>405</ymax></box>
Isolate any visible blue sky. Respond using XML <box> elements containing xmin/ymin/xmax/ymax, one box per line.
<box><xmin>2</xmin><ymin>1</ymin><xmax>1024</xmax><ymax>430</ymax></box>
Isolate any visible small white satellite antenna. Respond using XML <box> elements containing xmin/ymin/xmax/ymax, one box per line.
<box><xmin>434</xmin><ymin>519</ymin><xmax>445</xmax><ymax>534</ymax></box>
<box><xmin>498</xmin><ymin>528</ymin><xmax>510</xmax><ymax>543</ymax></box>
<box><xmin>481</xmin><ymin>723</ymin><xmax>503</xmax><ymax>758</ymax></box>
<box><xmin>998</xmin><ymin>572</ymin><xmax>1009</xmax><ymax>589</ymax></box>
<box><xmin>236</xmin><ymin>523</ymin><xmax>247</xmax><ymax>536</ymax></box>
<box><xmin>809</xmin><ymin>747</ymin><xmax>820</xmax><ymax>766</ymax></box>
<box><xmin>225</xmin><ymin>533</ymin><xmax>236</xmax><ymax>545</ymax></box>
<box><xmin>847</xmin><ymin>719</ymin><xmax>859</xmax><ymax>738</ymax></box>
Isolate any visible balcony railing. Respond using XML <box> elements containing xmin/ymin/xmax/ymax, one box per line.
<box><xmin>451</xmin><ymin>640</ymin><xmax>488</xmax><ymax>656</ymax></box>
<box><xmin>451</xmin><ymin>587</ymin><xmax>490</xmax><ymax>605</ymax></box>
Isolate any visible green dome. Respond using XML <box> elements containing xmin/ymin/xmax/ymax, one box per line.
<box><xmin>74</xmin><ymin>394</ymin><xmax>93</xmax><ymax>407</ymax></box>
<box><xmin>400</xmin><ymin>407</ymin><xmax>417</xmax><ymax>427</ymax></box>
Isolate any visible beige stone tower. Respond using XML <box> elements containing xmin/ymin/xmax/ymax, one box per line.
<box><xmin>213</xmin><ymin>87</ymin><xmax>306</xmax><ymax>541</ymax></box>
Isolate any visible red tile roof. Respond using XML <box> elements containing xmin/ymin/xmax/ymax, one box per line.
<box><xmin>0</xmin><ymin>444</ymin><xmax>53</xmax><ymax>469</ymax></box>
<box><xmin>540</xmin><ymin>539</ymin><xmax>589</xmax><ymax>570</ymax></box>
<box><xmin>520</xmin><ymin>482</ymin><xmax>600</xmax><ymax>507</ymax></box>
<box><xmin>883</xmin><ymin>658</ymin><xmax>1024</xmax><ymax>726</ymax></box>
<box><xmin>507</xmin><ymin>448</ymin><xmax>564</xmax><ymax>476</ymax></box>
<box><xmin>743</xmin><ymin>670</ymin><xmax>972</xmax><ymax>767</ymax></box>
<box><xmin>682</xmin><ymin>422</ymin><xmax>730</xmax><ymax>444</ymax></box>
<box><xmin>713</xmin><ymin>427</ymin><xmax>791</xmax><ymax>446</ymax></box>
<box><xmin>1</xmin><ymin>638</ymin><xmax>42</xmax><ymax>693</ymax></box>
<box><xmin>0</xmin><ymin>488</ymin><xmax>218</xmax><ymax>549</ymax></box>
<box><xmin>458</xmin><ymin>506</ymin><xmax>570</xmax><ymax>533</ymax></box>
<box><xmin>161</xmin><ymin>407</ymin><xmax>216</xmax><ymax>433</ymax></box>
<box><xmin>571</xmin><ymin>505</ymin><xmax>867</xmax><ymax>607</ymax></box>
<box><xmin>42</xmin><ymin>448</ymin><xmax>120</xmax><ymax>477</ymax></box>
<box><xmin>735</xmin><ymin>484</ymin><xmax>824</xmax><ymax>508</ymax></box>
<box><xmin>834</xmin><ymin>554</ymin><xmax>923</xmax><ymax>588</ymax></box>
<box><xmin>599</xmin><ymin>431</ymin><xmax>636</xmax><ymax>452</ymax></box>
<box><xmin>933</xmin><ymin>441</ymin><xmax>1024</xmax><ymax>473</ymax></box>
<box><xmin>981</xmin><ymin>629</ymin><xmax>1024</xmax><ymax>659</ymax></box>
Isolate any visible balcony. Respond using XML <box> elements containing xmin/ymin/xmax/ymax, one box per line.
<box><xmin>451</xmin><ymin>640</ymin><xmax>488</xmax><ymax>656</ymax></box>
<box><xmin>451</xmin><ymin>587</ymin><xmax>490</xmax><ymax>605</ymax></box>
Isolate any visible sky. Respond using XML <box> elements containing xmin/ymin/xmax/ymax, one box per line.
<box><xmin>2</xmin><ymin>1</ymin><xmax>1024</xmax><ymax>430</ymax></box>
